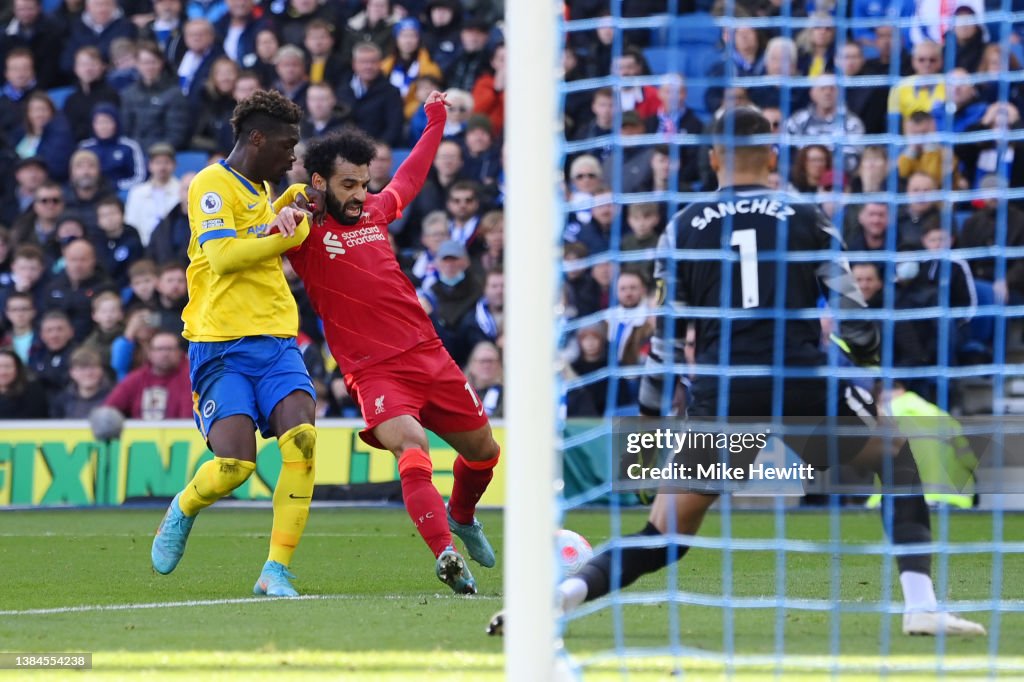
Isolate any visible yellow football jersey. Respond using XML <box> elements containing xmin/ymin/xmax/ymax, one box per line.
<box><xmin>182</xmin><ymin>161</ymin><xmax>305</xmax><ymax>342</ymax></box>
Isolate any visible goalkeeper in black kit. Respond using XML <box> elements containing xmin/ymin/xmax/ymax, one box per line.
<box><xmin>490</xmin><ymin>107</ymin><xmax>985</xmax><ymax>638</ymax></box>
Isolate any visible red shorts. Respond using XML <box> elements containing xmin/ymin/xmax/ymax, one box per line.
<box><xmin>345</xmin><ymin>340</ymin><xmax>489</xmax><ymax>449</ymax></box>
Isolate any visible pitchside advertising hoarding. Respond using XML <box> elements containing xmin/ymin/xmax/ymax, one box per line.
<box><xmin>0</xmin><ymin>420</ymin><xmax>508</xmax><ymax>507</ymax></box>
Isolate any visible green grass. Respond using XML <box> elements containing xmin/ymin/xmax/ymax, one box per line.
<box><xmin>0</xmin><ymin>507</ymin><xmax>1021</xmax><ymax>680</ymax></box>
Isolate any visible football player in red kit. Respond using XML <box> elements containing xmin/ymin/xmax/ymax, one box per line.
<box><xmin>286</xmin><ymin>91</ymin><xmax>500</xmax><ymax>594</ymax></box>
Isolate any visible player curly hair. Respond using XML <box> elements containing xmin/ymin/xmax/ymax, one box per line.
<box><xmin>303</xmin><ymin>129</ymin><xmax>379</xmax><ymax>179</ymax></box>
<box><xmin>230</xmin><ymin>89</ymin><xmax>303</xmax><ymax>140</ymax></box>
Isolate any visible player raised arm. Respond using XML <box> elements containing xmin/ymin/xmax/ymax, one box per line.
<box><xmin>382</xmin><ymin>91</ymin><xmax>450</xmax><ymax>212</ymax></box>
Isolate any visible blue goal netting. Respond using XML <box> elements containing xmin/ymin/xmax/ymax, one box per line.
<box><xmin>556</xmin><ymin>0</ymin><xmax>1024</xmax><ymax>677</ymax></box>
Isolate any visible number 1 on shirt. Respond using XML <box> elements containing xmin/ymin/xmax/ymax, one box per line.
<box><xmin>730</xmin><ymin>229</ymin><xmax>759</xmax><ymax>309</ymax></box>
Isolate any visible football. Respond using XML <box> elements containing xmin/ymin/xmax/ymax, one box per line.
<box><xmin>556</xmin><ymin>529</ymin><xmax>593</xmax><ymax>576</ymax></box>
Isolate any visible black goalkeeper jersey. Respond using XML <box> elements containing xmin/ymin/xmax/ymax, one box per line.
<box><xmin>658</xmin><ymin>184</ymin><xmax>878</xmax><ymax>369</ymax></box>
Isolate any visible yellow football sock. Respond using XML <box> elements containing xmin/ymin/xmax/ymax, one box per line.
<box><xmin>179</xmin><ymin>457</ymin><xmax>256</xmax><ymax>516</ymax></box>
<box><xmin>269</xmin><ymin>423</ymin><xmax>317</xmax><ymax>566</ymax></box>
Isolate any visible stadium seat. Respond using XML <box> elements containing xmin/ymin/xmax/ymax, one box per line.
<box><xmin>175</xmin><ymin>151</ymin><xmax>209</xmax><ymax>176</ymax></box>
<box><xmin>684</xmin><ymin>45</ymin><xmax>721</xmax><ymax>80</ymax></box>
<box><xmin>643</xmin><ymin>47</ymin><xmax>686</xmax><ymax>76</ymax></box>
<box><xmin>391</xmin><ymin>148</ymin><xmax>411</xmax><ymax>175</ymax></box>
<box><xmin>47</xmin><ymin>86</ymin><xmax>75</xmax><ymax>110</ymax></box>
<box><xmin>671</xmin><ymin>13</ymin><xmax>720</xmax><ymax>46</ymax></box>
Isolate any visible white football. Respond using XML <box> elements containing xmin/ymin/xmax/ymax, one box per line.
<box><xmin>556</xmin><ymin>529</ymin><xmax>593</xmax><ymax>576</ymax></box>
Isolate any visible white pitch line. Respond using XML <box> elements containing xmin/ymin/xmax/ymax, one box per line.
<box><xmin>0</xmin><ymin>593</ymin><xmax>500</xmax><ymax>616</ymax></box>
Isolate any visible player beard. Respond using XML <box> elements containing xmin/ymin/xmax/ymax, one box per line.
<box><xmin>326</xmin><ymin>188</ymin><xmax>363</xmax><ymax>226</ymax></box>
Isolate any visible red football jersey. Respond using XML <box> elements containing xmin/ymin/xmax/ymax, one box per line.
<box><xmin>288</xmin><ymin>200</ymin><xmax>440</xmax><ymax>373</ymax></box>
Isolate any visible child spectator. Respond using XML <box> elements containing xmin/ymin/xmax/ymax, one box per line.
<box><xmin>82</xmin><ymin>290</ymin><xmax>124</xmax><ymax>367</ymax></box>
<box><xmin>110</xmin><ymin>305</ymin><xmax>157</xmax><ymax>379</ymax></box>
<box><xmin>622</xmin><ymin>202</ymin><xmax>662</xmax><ymax>280</ymax></box>
<box><xmin>122</xmin><ymin>258</ymin><xmax>160</xmax><ymax>310</ymax></box>
<box><xmin>1</xmin><ymin>292</ymin><xmax>38</xmax><ymax>364</ymax></box>
<box><xmin>93</xmin><ymin>196</ymin><xmax>145</xmax><ymax>288</ymax></box>
<box><xmin>461</xmin><ymin>114</ymin><xmax>501</xmax><ymax>189</ymax></box>
<box><xmin>303</xmin><ymin>19</ymin><xmax>347</xmax><ymax>86</ymax></box>
<box><xmin>78</xmin><ymin>103</ymin><xmax>146</xmax><ymax>192</ymax></box>
<box><xmin>50</xmin><ymin>345</ymin><xmax>113</xmax><ymax>418</ymax></box>
<box><xmin>63</xmin><ymin>46</ymin><xmax>121</xmax><ymax>142</ymax></box>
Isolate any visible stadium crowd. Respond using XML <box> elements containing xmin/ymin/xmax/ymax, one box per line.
<box><xmin>0</xmin><ymin>0</ymin><xmax>1020</xmax><ymax>422</ymax></box>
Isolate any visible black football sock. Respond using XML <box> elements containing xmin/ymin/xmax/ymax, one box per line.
<box><xmin>577</xmin><ymin>522</ymin><xmax>690</xmax><ymax>602</ymax></box>
<box><xmin>875</xmin><ymin>441</ymin><xmax>932</xmax><ymax>576</ymax></box>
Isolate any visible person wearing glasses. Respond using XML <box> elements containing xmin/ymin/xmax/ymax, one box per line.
<box><xmin>888</xmin><ymin>41</ymin><xmax>947</xmax><ymax>126</ymax></box>
<box><xmin>12</xmin><ymin>181</ymin><xmax>65</xmax><ymax>251</ymax></box>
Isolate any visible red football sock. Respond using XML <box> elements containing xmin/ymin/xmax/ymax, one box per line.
<box><xmin>448</xmin><ymin>450</ymin><xmax>500</xmax><ymax>526</ymax></box>
<box><xmin>398</xmin><ymin>448</ymin><xmax>452</xmax><ymax>558</ymax></box>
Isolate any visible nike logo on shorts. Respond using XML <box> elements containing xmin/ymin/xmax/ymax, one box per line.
<box><xmin>288</xmin><ymin>493</ymin><xmax>311</xmax><ymax>499</ymax></box>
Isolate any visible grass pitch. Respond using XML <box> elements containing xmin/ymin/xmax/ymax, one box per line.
<box><xmin>0</xmin><ymin>506</ymin><xmax>1021</xmax><ymax>680</ymax></box>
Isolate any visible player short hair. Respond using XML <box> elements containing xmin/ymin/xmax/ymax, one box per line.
<box><xmin>304</xmin><ymin>129</ymin><xmax>379</xmax><ymax>178</ymax></box>
<box><xmin>712</xmin><ymin>106</ymin><xmax>772</xmax><ymax>167</ymax></box>
<box><xmin>230</xmin><ymin>89</ymin><xmax>303</xmax><ymax>141</ymax></box>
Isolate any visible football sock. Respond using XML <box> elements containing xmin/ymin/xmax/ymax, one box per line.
<box><xmin>876</xmin><ymin>441</ymin><xmax>932</xmax><ymax>576</ymax></box>
<box><xmin>900</xmin><ymin>571</ymin><xmax>939</xmax><ymax>612</ymax></box>
<box><xmin>558</xmin><ymin>577</ymin><xmax>589</xmax><ymax>612</ymax></box>
<box><xmin>178</xmin><ymin>456</ymin><xmax>256</xmax><ymax>517</ymax></box>
<box><xmin>577</xmin><ymin>522</ymin><xmax>689</xmax><ymax>603</ymax></box>
<box><xmin>268</xmin><ymin>423</ymin><xmax>317</xmax><ymax>567</ymax></box>
<box><xmin>399</xmin><ymin>447</ymin><xmax>452</xmax><ymax>558</ymax></box>
<box><xmin>448</xmin><ymin>449</ymin><xmax>499</xmax><ymax>525</ymax></box>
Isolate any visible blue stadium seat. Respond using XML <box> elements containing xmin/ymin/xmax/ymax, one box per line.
<box><xmin>684</xmin><ymin>45</ymin><xmax>721</xmax><ymax>80</ymax></box>
<box><xmin>47</xmin><ymin>86</ymin><xmax>75</xmax><ymax>110</ymax></box>
<box><xmin>391</xmin><ymin>147</ymin><xmax>411</xmax><ymax>175</ymax></box>
<box><xmin>643</xmin><ymin>47</ymin><xmax>686</xmax><ymax>76</ymax></box>
<box><xmin>175</xmin><ymin>151</ymin><xmax>209</xmax><ymax>175</ymax></box>
<box><xmin>670</xmin><ymin>13</ymin><xmax>720</xmax><ymax>46</ymax></box>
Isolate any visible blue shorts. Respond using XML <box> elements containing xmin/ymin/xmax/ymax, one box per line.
<box><xmin>188</xmin><ymin>336</ymin><xmax>315</xmax><ymax>439</ymax></box>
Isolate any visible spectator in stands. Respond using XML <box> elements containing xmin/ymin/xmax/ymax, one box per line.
<box><xmin>835</xmin><ymin>41</ymin><xmax>888</xmax><ymax>136</ymax></box>
<box><xmin>336</xmin><ymin>41</ymin><xmax>404</xmax><ymax>147</ymax></box>
<box><xmin>103</xmin><ymin>329</ymin><xmax>192</xmax><ymax>419</ymax></box>
<box><xmin>80</xmin><ymin>289</ymin><xmax>122</xmax><ymax>365</ymax></box>
<box><xmin>92</xmin><ymin>196</ymin><xmax>144</xmax><ymax>287</ymax></box>
<box><xmin>622</xmin><ymin>202</ymin><xmax>661</xmax><ymax>281</ymax></box>
<box><xmin>796</xmin><ymin>12</ymin><xmax>836</xmax><ymax>77</ymax></box>
<box><xmin>146</xmin><ymin>171</ymin><xmax>192</xmax><ymax>265</ymax></box>
<box><xmin>897</xmin><ymin>109</ymin><xmax>964</xmax><ymax>188</ymax></box>
<box><xmin>747</xmin><ymin>36</ymin><xmax>804</xmax><ymax>111</ymax></box>
<box><xmin>459</xmin><ymin>266</ymin><xmax>503</xmax><ymax>351</ymax></box>
<box><xmin>215</xmin><ymin>0</ymin><xmax>267</xmax><ymax>68</ymax></box>
<box><xmin>105</xmin><ymin>37</ymin><xmax>139</xmax><ymax>92</ymax></box>
<box><xmin>613</xmin><ymin>47</ymin><xmax>658</xmax><ymax>119</ymax></box>
<box><xmin>3</xmin><ymin>0</ymin><xmax>63</xmax><ymax>90</ymax></box>
<box><xmin>440</xmin><ymin>87</ymin><xmax>474</xmax><ymax>140</ymax></box>
<box><xmin>64</xmin><ymin>46</ymin><xmax>121</xmax><ymax>142</ymax></box>
<box><xmin>6</xmin><ymin>156</ymin><xmax>49</xmax><ymax>224</ymax></box>
<box><xmin>789</xmin><ymin>144</ymin><xmax>832</xmax><ymax>194</ymax></box>
<box><xmin>564</xmin><ymin>188</ymin><xmax>616</xmax><ymax>256</ymax></box>
<box><xmin>888</xmin><ymin>40</ymin><xmax>946</xmax><ymax>125</ymax></box>
<box><xmin>63</xmin><ymin>148</ymin><xmax>114</xmax><ymax>229</ymax></box>
<box><xmin>847</xmin><ymin>145</ymin><xmax>893</xmax><ymax>195</ymax></box>
<box><xmin>975</xmin><ymin>44</ymin><xmax>1024</xmax><ymax>111</ymax></box>
<box><xmin>122</xmin><ymin>257</ymin><xmax>158</xmax><ymax>309</ymax></box>
<box><xmin>303</xmin><ymin>18</ymin><xmax>347</xmax><ymax>86</ymax></box>
<box><xmin>471</xmin><ymin>209</ymin><xmax>503</xmax><ymax>275</ymax></box>
<box><xmin>189</xmin><ymin>66</ymin><xmax>252</xmax><ymax>154</ymax></box>
<box><xmin>566</xmin><ymin>154</ymin><xmax>604</xmax><ymax>221</ymax></box>
<box><xmin>461</xmin><ymin>114</ymin><xmax>501</xmax><ymax>189</ymax></box>
<box><xmin>563</xmin><ymin>242</ymin><xmax>602</xmax><ymax>320</ymax></box>
<box><xmin>898</xmin><ymin>171</ymin><xmax>941</xmax><ymax>247</ymax></box>
<box><xmin>865</xmin><ymin>24</ymin><xmax>912</xmax><ymax>77</ymax></box>
<box><xmin>110</xmin><ymin>304</ymin><xmax>156</xmax><ymax>378</ymax></box>
<box><xmin>403</xmin><ymin>73</ymin><xmax>443</xmax><ymax>143</ymax></box>
<box><xmin>705</xmin><ymin>22</ymin><xmax>764</xmax><ymax>113</ymax></box>
<box><xmin>561</xmin><ymin>47</ymin><xmax>592</xmax><ymax>139</ymax></box>
<box><xmin>404</xmin><ymin>210</ymin><xmax>448</xmax><ymax>288</ymax></box>
<box><xmin>600</xmin><ymin>111</ymin><xmax>653</xmax><ymax>194</ymax></box>
<box><xmin>0</xmin><ymin>347</ymin><xmax>48</xmax><ymax>418</ymax></box>
<box><xmin>249</xmin><ymin>28</ymin><xmax>280</xmax><ymax>86</ymax></box>
<box><xmin>958</xmin><ymin>101</ymin><xmax>1024</xmax><ymax>189</ymax></box>
<box><xmin>946</xmin><ymin>68</ymin><xmax>987</xmax><ymax>134</ymax></box>
<box><xmin>846</xmin><ymin>202</ymin><xmax>891</xmax><ymax>252</ymax></box>
<box><xmin>153</xmin><ymin>261</ymin><xmax>187</xmax><ymax>334</ymax></box>
<box><xmin>13</xmin><ymin>92</ymin><xmax>75</xmax><ymax>182</ymax></box>
<box><xmin>464</xmin><ymin>340</ymin><xmax>503</xmax><ymax>418</ymax></box>
<box><xmin>472</xmin><ymin>41</ymin><xmax>505</xmax><ymax>138</ymax></box>
<box><xmin>342</xmin><ymin>0</ymin><xmax>399</xmax><ymax>57</ymax></box>
<box><xmin>272</xmin><ymin>44</ymin><xmax>309</xmax><ymax>106</ymax></box>
<box><xmin>0</xmin><ymin>49</ymin><xmax>40</xmax><ymax>141</ymax></box>
<box><xmin>139</xmin><ymin>0</ymin><xmax>186</xmax><ymax>68</ymax></box>
<box><xmin>49</xmin><ymin>345</ymin><xmax>112</xmax><ymax>417</ymax></box>
<box><xmin>912</xmin><ymin>0</ymin><xmax>984</xmax><ymax>46</ymax></box>
<box><xmin>571</xmin><ymin>88</ymin><xmax>613</xmax><ymax>163</ymax></box>
<box><xmin>785</xmin><ymin>75</ymin><xmax>865</xmax><ymax>174</ymax></box>
<box><xmin>607</xmin><ymin>269</ymin><xmax>653</xmax><ymax>366</ymax></box>
<box><xmin>78</xmin><ymin>103</ymin><xmax>146</xmax><ymax>192</ymax></box>
<box><xmin>275</xmin><ymin>0</ymin><xmax>340</xmax><ymax>51</ymax></box>
<box><xmin>42</xmin><ymin>238</ymin><xmax>114</xmax><ymax>340</ymax></box>
<box><xmin>177</xmin><ymin>18</ymin><xmax>222</xmax><ymax>104</ymax></box>
<box><xmin>368</xmin><ymin>141</ymin><xmax>392</xmax><ymax>193</ymax></box>
<box><xmin>299</xmin><ymin>83</ymin><xmax>349</xmax><ymax>141</ymax></box>
<box><xmin>391</xmin><ymin>138</ymin><xmax>463</xmax><ymax>248</ymax></box>
<box><xmin>650</xmin><ymin>74</ymin><xmax>702</xmax><ymax>139</ymax></box>
<box><xmin>383</xmin><ymin>17</ymin><xmax>443</xmax><ymax>121</ymax></box>
<box><xmin>0</xmin><ymin>245</ymin><xmax>48</xmax><ymax>312</ymax></box>
<box><xmin>444</xmin><ymin>17</ymin><xmax>490</xmax><ymax>92</ymax></box>
<box><xmin>122</xmin><ymin>42</ymin><xmax>191</xmax><ymax>153</ymax></box>
<box><xmin>422</xmin><ymin>0</ymin><xmax>463</xmax><ymax>74</ymax></box>
<box><xmin>29</xmin><ymin>309</ymin><xmax>77</xmax><ymax>395</ymax></box>
<box><xmin>852</xmin><ymin>262</ymin><xmax>884</xmax><ymax>308</ymax></box>
<box><xmin>422</xmin><ymin>239</ymin><xmax>482</xmax><ymax>365</ymax></box>
<box><xmin>944</xmin><ymin>5</ymin><xmax>986</xmax><ymax>73</ymax></box>
<box><xmin>565</xmin><ymin>322</ymin><xmax>608</xmax><ymax>417</ymax></box>
<box><xmin>959</xmin><ymin>175</ymin><xmax>1024</xmax><ymax>303</ymax></box>
<box><xmin>12</xmin><ymin>180</ymin><xmax>65</xmax><ymax>251</ymax></box>
<box><xmin>124</xmin><ymin>144</ymin><xmax>179</xmax><ymax>247</ymax></box>
<box><xmin>60</xmin><ymin>0</ymin><xmax>138</xmax><ymax>77</ymax></box>
<box><xmin>2</xmin><ymin>292</ymin><xmax>38</xmax><ymax>363</ymax></box>
<box><xmin>445</xmin><ymin>180</ymin><xmax>484</xmax><ymax>251</ymax></box>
